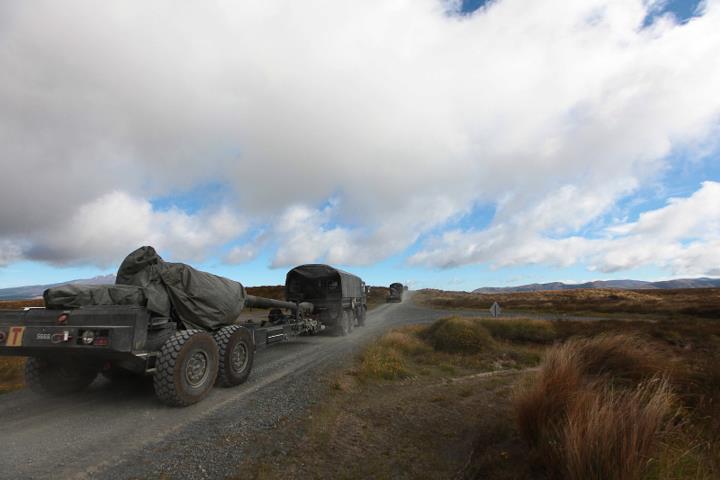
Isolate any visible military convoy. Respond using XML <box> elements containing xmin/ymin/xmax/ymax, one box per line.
<box><xmin>0</xmin><ymin>246</ymin><xmax>369</xmax><ymax>407</ymax></box>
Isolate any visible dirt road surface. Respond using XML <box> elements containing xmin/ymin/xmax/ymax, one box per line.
<box><xmin>0</xmin><ymin>298</ymin><xmax>467</xmax><ymax>480</ymax></box>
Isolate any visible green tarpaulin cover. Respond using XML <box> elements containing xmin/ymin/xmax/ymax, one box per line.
<box><xmin>43</xmin><ymin>284</ymin><xmax>146</xmax><ymax>310</ymax></box>
<box><xmin>44</xmin><ymin>246</ymin><xmax>247</xmax><ymax>330</ymax></box>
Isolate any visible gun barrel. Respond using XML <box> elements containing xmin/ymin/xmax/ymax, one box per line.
<box><xmin>244</xmin><ymin>295</ymin><xmax>314</xmax><ymax>314</ymax></box>
<box><xmin>244</xmin><ymin>295</ymin><xmax>296</xmax><ymax>311</ymax></box>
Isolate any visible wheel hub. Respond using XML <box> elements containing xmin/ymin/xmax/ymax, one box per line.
<box><xmin>186</xmin><ymin>351</ymin><xmax>209</xmax><ymax>386</ymax></box>
<box><xmin>230</xmin><ymin>342</ymin><xmax>248</xmax><ymax>373</ymax></box>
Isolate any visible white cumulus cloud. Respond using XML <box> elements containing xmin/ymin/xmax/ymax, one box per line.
<box><xmin>0</xmin><ymin>0</ymin><xmax>718</xmax><ymax>273</ymax></box>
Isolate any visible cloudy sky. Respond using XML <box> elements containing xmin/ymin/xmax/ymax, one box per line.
<box><xmin>1</xmin><ymin>0</ymin><xmax>718</xmax><ymax>290</ymax></box>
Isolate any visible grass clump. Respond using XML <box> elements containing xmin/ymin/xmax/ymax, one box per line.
<box><xmin>377</xmin><ymin>327</ymin><xmax>432</xmax><ymax>356</ymax></box>
<box><xmin>0</xmin><ymin>357</ymin><xmax>25</xmax><ymax>393</ymax></box>
<box><xmin>479</xmin><ymin>318</ymin><xmax>556</xmax><ymax>344</ymax></box>
<box><xmin>422</xmin><ymin>316</ymin><xmax>496</xmax><ymax>354</ymax></box>
<box><xmin>515</xmin><ymin>334</ymin><xmax>679</xmax><ymax>480</ymax></box>
<box><xmin>357</xmin><ymin>343</ymin><xmax>411</xmax><ymax>381</ymax></box>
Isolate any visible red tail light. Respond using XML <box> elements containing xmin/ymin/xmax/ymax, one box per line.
<box><xmin>94</xmin><ymin>337</ymin><xmax>109</xmax><ymax>346</ymax></box>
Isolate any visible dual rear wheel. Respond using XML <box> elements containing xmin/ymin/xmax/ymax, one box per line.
<box><xmin>153</xmin><ymin>327</ymin><xmax>255</xmax><ymax>406</ymax></box>
<box><xmin>336</xmin><ymin>308</ymin><xmax>366</xmax><ymax>336</ymax></box>
<box><xmin>24</xmin><ymin>326</ymin><xmax>255</xmax><ymax>407</ymax></box>
<box><xmin>25</xmin><ymin>357</ymin><xmax>98</xmax><ymax>395</ymax></box>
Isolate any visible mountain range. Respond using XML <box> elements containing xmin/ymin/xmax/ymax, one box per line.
<box><xmin>472</xmin><ymin>278</ymin><xmax>720</xmax><ymax>293</ymax></box>
<box><xmin>0</xmin><ymin>274</ymin><xmax>116</xmax><ymax>300</ymax></box>
<box><xmin>2</xmin><ymin>275</ymin><xmax>719</xmax><ymax>300</ymax></box>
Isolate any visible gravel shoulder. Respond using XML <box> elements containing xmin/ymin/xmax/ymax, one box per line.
<box><xmin>0</xmin><ymin>297</ymin><xmax>466</xmax><ymax>480</ymax></box>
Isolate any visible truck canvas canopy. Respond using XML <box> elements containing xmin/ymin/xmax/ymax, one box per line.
<box><xmin>285</xmin><ymin>264</ymin><xmax>364</xmax><ymax>301</ymax></box>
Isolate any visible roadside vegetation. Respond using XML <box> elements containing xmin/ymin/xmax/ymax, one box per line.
<box><xmin>237</xmin><ymin>316</ymin><xmax>547</xmax><ymax>479</ymax></box>
<box><xmin>0</xmin><ymin>298</ymin><xmax>41</xmax><ymax>393</ymax></box>
<box><xmin>238</xmin><ymin>312</ymin><xmax>720</xmax><ymax>479</ymax></box>
<box><xmin>414</xmin><ymin>287</ymin><xmax>720</xmax><ymax>320</ymax></box>
<box><xmin>3</xmin><ymin>292</ymin><xmax>720</xmax><ymax>478</ymax></box>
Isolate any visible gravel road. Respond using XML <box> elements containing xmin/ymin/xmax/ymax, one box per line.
<box><xmin>0</xmin><ymin>298</ymin><xmax>462</xmax><ymax>480</ymax></box>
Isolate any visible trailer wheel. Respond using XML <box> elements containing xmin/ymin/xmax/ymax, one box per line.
<box><xmin>213</xmin><ymin>325</ymin><xmax>255</xmax><ymax>387</ymax></box>
<box><xmin>25</xmin><ymin>357</ymin><xmax>98</xmax><ymax>395</ymax></box>
<box><xmin>153</xmin><ymin>330</ymin><xmax>219</xmax><ymax>407</ymax></box>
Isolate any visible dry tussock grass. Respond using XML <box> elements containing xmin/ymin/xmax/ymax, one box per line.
<box><xmin>357</xmin><ymin>343</ymin><xmax>411</xmax><ymax>381</ymax></box>
<box><xmin>357</xmin><ymin>318</ymin><xmax>546</xmax><ymax>382</ymax></box>
<box><xmin>415</xmin><ymin>287</ymin><xmax>720</xmax><ymax>319</ymax></box>
<box><xmin>0</xmin><ymin>357</ymin><xmax>25</xmax><ymax>393</ymax></box>
<box><xmin>562</xmin><ymin>379</ymin><xmax>675</xmax><ymax>480</ymax></box>
<box><xmin>0</xmin><ymin>299</ymin><xmax>44</xmax><ymax>310</ymax></box>
<box><xmin>478</xmin><ymin>317</ymin><xmax>556</xmax><ymax>344</ymax></box>
<box><xmin>515</xmin><ymin>334</ymin><xmax>680</xmax><ymax>480</ymax></box>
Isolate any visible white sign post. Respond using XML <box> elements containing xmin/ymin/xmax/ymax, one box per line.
<box><xmin>490</xmin><ymin>302</ymin><xmax>501</xmax><ymax>318</ymax></box>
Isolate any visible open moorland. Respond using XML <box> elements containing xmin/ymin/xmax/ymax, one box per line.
<box><xmin>414</xmin><ymin>287</ymin><xmax>720</xmax><ymax>320</ymax></box>
<box><xmin>2</xmin><ymin>288</ymin><xmax>719</xmax><ymax>479</ymax></box>
<box><xmin>237</xmin><ymin>289</ymin><xmax>720</xmax><ymax>479</ymax></box>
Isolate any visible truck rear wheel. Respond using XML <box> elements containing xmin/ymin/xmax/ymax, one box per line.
<box><xmin>25</xmin><ymin>357</ymin><xmax>98</xmax><ymax>395</ymax></box>
<box><xmin>153</xmin><ymin>330</ymin><xmax>219</xmax><ymax>407</ymax></box>
<box><xmin>347</xmin><ymin>310</ymin><xmax>355</xmax><ymax>333</ymax></box>
<box><xmin>357</xmin><ymin>307</ymin><xmax>366</xmax><ymax>327</ymax></box>
<box><xmin>213</xmin><ymin>326</ymin><xmax>254</xmax><ymax>387</ymax></box>
<box><xmin>336</xmin><ymin>311</ymin><xmax>351</xmax><ymax>336</ymax></box>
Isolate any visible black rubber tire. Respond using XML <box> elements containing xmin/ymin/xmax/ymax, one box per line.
<box><xmin>335</xmin><ymin>312</ymin><xmax>350</xmax><ymax>336</ymax></box>
<box><xmin>336</xmin><ymin>311</ymin><xmax>352</xmax><ymax>336</ymax></box>
<box><xmin>358</xmin><ymin>306</ymin><xmax>366</xmax><ymax>327</ymax></box>
<box><xmin>153</xmin><ymin>330</ymin><xmax>219</xmax><ymax>407</ymax></box>
<box><xmin>25</xmin><ymin>357</ymin><xmax>98</xmax><ymax>396</ymax></box>
<box><xmin>347</xmin><ymin>310</ymin><xmax>355</xmax><ymax>334</ymax></box>
<box><xmin>213</xmin><ymin>325</ymin><xmax>255</xmax><ymax>387</ymax></box>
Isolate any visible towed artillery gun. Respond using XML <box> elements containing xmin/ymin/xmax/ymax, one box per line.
<box><xmin>0</xmin><ymin>247</ymin><xmax>366</xmax><ymax>406</ymax></box>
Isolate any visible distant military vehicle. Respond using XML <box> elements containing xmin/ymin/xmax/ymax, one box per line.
<box><xmin>387</xmin><ymin>283</ymin><xmax>404</xmax><ymax>303</ymax></box>
<box><xmin>285</xmin><ymin>264</ymin><xmax>367</xmax><ymax>336</ymax></box>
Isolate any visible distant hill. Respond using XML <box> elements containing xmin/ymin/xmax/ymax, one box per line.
<box><xmin>0</xmin><ymin>274</ymin><xmax>116</xmax><ymax>300</ymax></box>
<box><xmin>472</xmin><ymin>278</ymin><xmax>720</xmax><ymax>293</ymax></box>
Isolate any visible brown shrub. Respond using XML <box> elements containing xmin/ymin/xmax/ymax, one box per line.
<box><xmin>515</xmin><ymin>334</ymin><xmax>678</xmax><ymax>480</ymax></box>
<box><xmin>422</xmin><ymin>317</ymin><xmax>496</xmax><ymax>354</ymax></box>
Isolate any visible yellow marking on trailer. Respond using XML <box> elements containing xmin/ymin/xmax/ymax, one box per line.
<box><xmin>6</xmin><ymin>326</ymin><xmax>25</xmax><ymax>347</ymax></box>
